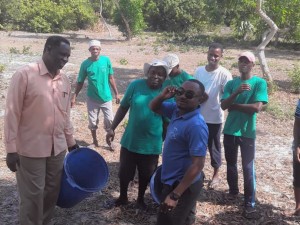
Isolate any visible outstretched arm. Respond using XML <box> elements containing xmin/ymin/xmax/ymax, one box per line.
<box><xmin>109</xmin><ymin>75</ymin><xmax>120</xmax><ymax>104</ymax></box>
<box><xmin>71</xmin><ymin>82</ymin><xmax>84</xmax><ymax>107</ymax></box>
<box><xmin>106</xmin><ymin>105</ymin><xmax>129</xmax><ymax>146</ymax></box>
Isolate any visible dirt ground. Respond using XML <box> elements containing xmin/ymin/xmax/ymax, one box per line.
<box><xmin>0</xmin><ymin>25</ymin><xmax>300</xmax><ymax>225</ymax></box>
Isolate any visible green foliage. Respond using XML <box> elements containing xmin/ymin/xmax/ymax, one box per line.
<box><xmin>267</xmin><ymin>81</ymin><xmax>278</xmax><ymax>95</ymax></box>
<box><xmin>9</xmin><ymin>46</ymin><xmax>32</xmax><ymax>55</ymax></box>
<box><xmin>9</xmin><ymin>47</ymin><xmax>20</xmax><ymax>54</ymax></box>
<box><xmin>288</xmin><ymin>64</ymin><xmax>300</xmax><ymax>93</ymax></box>
<box><xmin>113</xmin><ymin>0</ymin><xmax>146</xmax><ymax>39</ymax></box>
<box><xmin>144</xmin><ymin>0</ymin><xmax>206</xmax><ymax>33</ymax></box>
<box><xmin>0</xmin><ymin>0</ymin><xmax>97</xmax><ymax>33</ymax></box>
<box><xmin>119</xmin><ymin>58</ymin><xmax>128</xmax><ymax>65</ymax></box>
<box><xmin>0</xmin><ymin>64</ymin><xmax>5</xmax><ymax>73</ymax></box>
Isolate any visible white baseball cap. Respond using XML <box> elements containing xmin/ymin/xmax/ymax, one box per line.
<box><xmin>163</xmin><ymin>53</ymin><xmax>180</xmax><ymax>69</ymax></box>
<box><xmin>144</xmin><ymin>59</ymin><xmax>170</xmax><ymax>76</ymax></box>
<box><xmin>89</xmin><ymin>40</ymin><xmax>101</xmax><ymax>49</ymax></box>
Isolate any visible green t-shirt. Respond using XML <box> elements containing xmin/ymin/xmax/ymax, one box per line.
<box><xmin>120</xmin><ymin>79</ymin><xmax>164</xmax><ymax>155</ymax></box>
<box><xmin>222</xmin><ymin>76</ymin><xmax>268</xmax><ymax>139</ymax></box>
<box><xmin>77</xmin><ymin>56</ymin><xmax>114</xmax><ymax>102</ymax></box>
<box><xmin>164</xmin><ymin>70</ymin><xmax>194</xmax><ymax>87</ymax></box>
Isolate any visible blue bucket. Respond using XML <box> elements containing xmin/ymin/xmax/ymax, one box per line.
<box><xmin>150</xmin><ymin>165</ymin><xmax>163</xmax><ymax>204</ymax></box>
<box><xmin>57</xmin><ymin>147</ymin><xmax>109</xmax><ymax>208</ymax></box>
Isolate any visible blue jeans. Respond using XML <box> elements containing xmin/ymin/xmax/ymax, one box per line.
<box><xmin>223</xmin><ymin>134</ymin><xmax>256</xmax><ymax>207</ymax></box>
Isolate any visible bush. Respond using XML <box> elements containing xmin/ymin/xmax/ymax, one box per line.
<box><xmin>1</xmin><ymin>0</ymin><xmax>97</xmax><ymax>33</ymax></box>
<box><xmin>288</xmin><ymin>65</ymin><xmax>300</xmax><ymax>93</ymax></box>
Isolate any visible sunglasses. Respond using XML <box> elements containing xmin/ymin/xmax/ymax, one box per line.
<box><xmin>175</xmin><ymin>87</ymin><xmax>199</xmax><ymax>99</ymax></box>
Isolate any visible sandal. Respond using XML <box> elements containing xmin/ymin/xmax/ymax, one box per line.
<box><xmin>208</xmin><ymin>178</ymin><xmax>221</xmax><ymax>190</ymax></box>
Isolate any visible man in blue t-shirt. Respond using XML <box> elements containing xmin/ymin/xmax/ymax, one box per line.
<box><xmin>221</xmin><ymin>51</ymin><xmax>268</xmax><ymax>219</ymax></box>
<box><xmin>150</xmin><ymin>80</ymin><xmax>208</xmax><ymax>225</ymax></box>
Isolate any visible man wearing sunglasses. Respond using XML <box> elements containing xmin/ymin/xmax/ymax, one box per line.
<box><xmin>150</xmin><ymin>80</ymin><xmax>208</xmax><ymax>225</ymax></box>
<box><xmin>221</xmin><ymin>51</ymin><xmax>268</xmax><ymax>219</ymax></box>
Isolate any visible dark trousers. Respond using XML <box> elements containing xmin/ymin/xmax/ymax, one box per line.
<box><xmin>156</xmin><ymin>177</ymin><xmax>203</xmax><ymax>225</ymax></box>
<box><xmin>293</xmin><ymin>151</ymin><xmax>300</xmax><ymax>188</ymax></box>
<box><xmin>119</xmin><ymin>147</ymin><xmax>159</xmax><ymax>201</ymax></box>
<box><xmin>207</xmin><ymin>123</ymin><xmax>222</xmax><ymax>169</ymax></box>
<box><xmin>223</xmin><ymin>134</ymin><xmax>256</xmax><ymax>207</ymax></box>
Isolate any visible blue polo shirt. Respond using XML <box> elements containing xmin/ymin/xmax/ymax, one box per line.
<box><xmin>160</xmin><ymin>102</ymin><xmax>208</xmax><ymax>185</ymax></box>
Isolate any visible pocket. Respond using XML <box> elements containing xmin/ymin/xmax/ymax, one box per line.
<box><xmin>57</xmin><ymin>84</ymin><xmax>70</xmax><ymax>112</ymax></box>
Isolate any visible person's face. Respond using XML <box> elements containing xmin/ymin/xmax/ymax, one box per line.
<box><xmin>175</xmin><ymin>81</ymin><xmax>205</xmax><ymax>113</ymax></box>
<box><xmin>89</xmin><ymin>46</ymin><xmax>101</xmax><ymax>58</ymax></box>
<box><xmin>46</xmin><ymin>42</ymin><xmax>71</xmax><ymax>70</ymax></box>
<box><xmin>147</xmin><ymin>66</ymin><xmax>167</xmax><ymax>89</ymax></box>
<box><xmin>238</xmin><ymin>56</ymin><xmax>254</xmax><ymax>74</ymax></box>
<box><xmin>207</xmin><ymin>48</ymin><xmax>222</xmax><ymax>67</ymax></box>
<box><xmin>169</xmin><ymin>65</ymin><xmax>180</xmax><ymax>77</ymax></box>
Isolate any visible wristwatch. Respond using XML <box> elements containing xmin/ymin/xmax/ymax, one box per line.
<box><xmin>169</xmin><ymin>191</ymin><xmax>180</xmax><ymax>201</ymax></box>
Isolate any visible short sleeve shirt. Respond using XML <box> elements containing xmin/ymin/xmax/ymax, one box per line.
<box><xmin>120</xmin><ymin>79</ymin><xmax>164</xmax><ymax>155</ymax></box>
<box><xmin>194</xmin><ymin>66</ymin><xmax>232</xmax><ymax>123</ymax></box>
<box><xmin>222</xmin><ymin>76</ymin><xmax>268</xmax><ymax>139</ymax></box>
<box><xmin>160</xmin><ymin>102</ymin><xmax>208</xmax><ymax>185</ymax></box>
<box><xmin>77</xmin><ymin>56</ymin><xmax>114</xmax><ymax>102</ymax></box>
<box><xmin>164</xmin><ymin>70</ymin><xmax>194</xmax><ymax>88</ymax></box>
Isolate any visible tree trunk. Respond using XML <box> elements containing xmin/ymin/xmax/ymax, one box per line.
<box><xmin>113</xmin><ymin>0</ymin><xmax>132</xmax><ymax>40</ymax></box>
<box><xmin>256</xmin><ymin>0</ymin><xmax>278</xmax><ymax>82</ymax></box>
<box><xmin>99</xmin><ymin>0</ymin><xmax>112</xmax><ymax>38</ymax></box>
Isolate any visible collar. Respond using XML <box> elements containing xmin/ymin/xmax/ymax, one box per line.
<box><xmin>38</xmin><ymin>59</ymin><xmax>61</xmax><ymax>79</ymax></box>
<box><xmin>175</xmin><ymin>105</ymin><xmax>201</xmax><ymax>120</ymax></box>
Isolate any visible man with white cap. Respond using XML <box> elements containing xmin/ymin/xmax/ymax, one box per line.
<box><xmin>194</xmin><ymin>43</ymin><xmax>232</xmax><ymax>190</ymax></box>
<box><xmin>72</xmin><ymin>39</ymin><xmax>120</xmax><ymax>148</ymax></box>
<box><xmin>221</xmin><ymin>51</ymin><xmax>268</xmax><ymax>219</ymax></box>
<box><xmin>106</xmin><ymin>59</ymin><xmax>169</xmax><ymax>209</ymax></box>
<box><xmin>163</xmin><ymin>53</ymin><xmax>193</xmax><ymax>88</ymax></box>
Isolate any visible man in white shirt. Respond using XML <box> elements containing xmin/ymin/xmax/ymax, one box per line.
<box><xmin>194</xmin><ymin>43</ymin><xmax>232</xmax><ymax>189</ymax></box>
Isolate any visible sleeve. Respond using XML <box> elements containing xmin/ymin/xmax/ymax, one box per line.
<box><xmin>77</xmin><ymin>61</ymin><xmax>87</xmax><ymax>83</ymax></box>
<box><xmin>253</xmin><ymin>79</ymin><xmax>268</xmax><ymax>104</ymax></box>
<box><xmin>120</xmin><ymin>80</ymin><xmax>136</xmax><ymax>108</ymax></box>
<box><xmin>161</xmin><ymin>102</ymin><xmax>177</xmax><ymax>119</ymax></box>
<box><xmin>107</xmin><ymin>57</ymin><xmax>114</xmax><ymax>76</ymax></box>
<box><xmin>221</xmin><ymin>80</ymin><xmax>232</xmax><ymax>100</ymax></box>
<box><xmin>221</xmin><ymin>70</ymin><xmax>233</xmax><ymax>93</ymax></box>
<box><xmin>4</xmin><ymin>71</ymin><xmax>27</xmax><ymax>153</ymax></box>
<box><xmin>188</xmin><ymin>124</ymin><xmax>208</xmax><ymax>157</ymax></box>
<box><xmin>295</xmin><ymin>99</ymin><xmax>300</xmax><ymax>118</ymax></box>
<box><xmin>63</xmin><ymin>77</ymin><xmax>76</xmax><ymax>147</ymax></box>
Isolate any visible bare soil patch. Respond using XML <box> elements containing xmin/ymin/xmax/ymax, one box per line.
<box><xmin>0</xmin><ymin>27</ymin><xmax>299</xmax><ymax>225</ymax></box>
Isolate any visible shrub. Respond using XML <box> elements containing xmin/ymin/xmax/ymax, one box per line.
<box><xmin>288</xmin><ymin>65</ymin><xmax>300</xmax><ymax>93</ymax></box>
<box><xmin>0</xmin><ymin>64</ymin><xmax>5</xmax><ymax>73</ymax></box>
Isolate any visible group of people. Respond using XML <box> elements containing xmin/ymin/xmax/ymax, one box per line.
<box><xmin>8</xmin><ymin>35</ymin><xmax>300</xmax><ymax>225</ymax></box>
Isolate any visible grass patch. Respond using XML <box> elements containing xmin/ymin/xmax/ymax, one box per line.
<box><xmin>0</xmin><ymin>64</ymin><xmax>5</xmax><ymax>73</ymax></box>
<box><xmin>119</xmin><ymin>58</ymin><xmax>128</xmax><ymax>65</ymax></box>
<box><xmin>263</xmin><ymin>98</ymin><xmax>294</xmax><ymax>120</ymax></box>
<box><xmin>288</xmin><ymin>64</ymin><xmax>300</xmax><ymax>93</ymax></box>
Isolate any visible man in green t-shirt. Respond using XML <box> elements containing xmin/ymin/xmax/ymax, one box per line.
<box><xmin>221</xmin><ymin>51</ymin><xmax>268</xmax><ymax>219</ymax></box>
<box><xmin>106</xmin><ymin>59</ymin><xmax>169</xmax><ymax>210</ymax></box>
<box><xmin>71</xmin><ymin>40</ymin><xmax>120</xmax><ymax>148</ymax></box>
<box><xmin>163</xmin><ymin>53</ymin><xmax>194</xmax><ymax>88</ymax></box>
